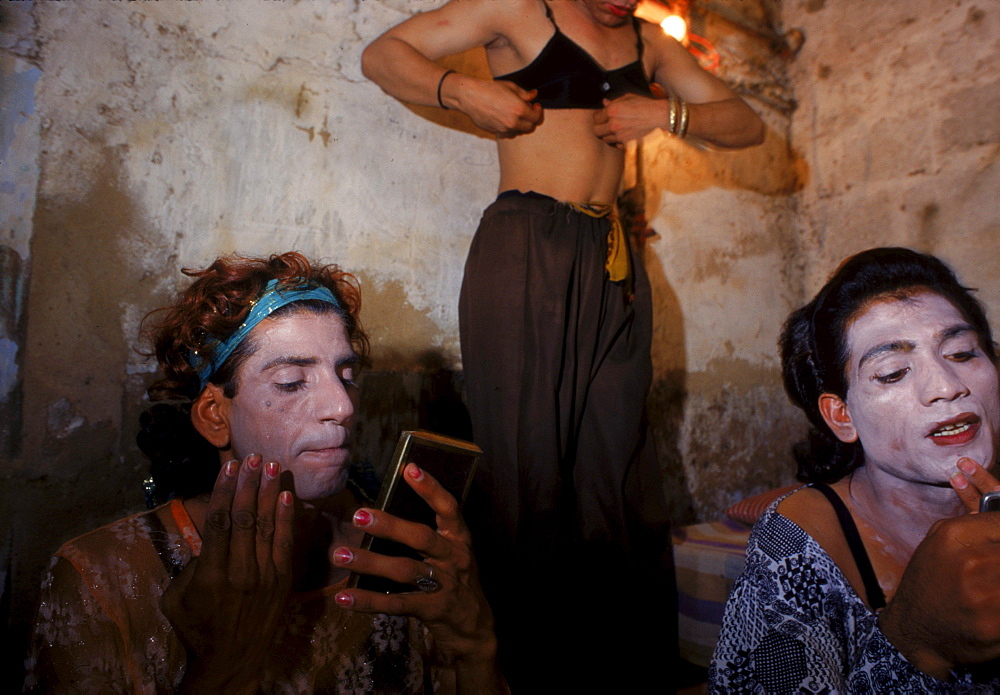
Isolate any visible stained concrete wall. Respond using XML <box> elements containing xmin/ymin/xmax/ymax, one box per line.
<box><xmin>2</xmin><ymin>0</ymin><xmax>997</xmax><ymax>687</ymax></box>
<box><xmin>640</xmin><ymin>0</ymin><xmax>804</xmax><ymax>522</ymax></box>
<box><xmin>784</xmin><ymin>0</ymin><xmax>1000</xmax><ymax>320</ymax></box>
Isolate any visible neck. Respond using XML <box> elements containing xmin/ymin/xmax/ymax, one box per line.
<box><xmin>847</xmin><ymin>465</ymin><xmax>964</xmax><ymax>561</ymax></box>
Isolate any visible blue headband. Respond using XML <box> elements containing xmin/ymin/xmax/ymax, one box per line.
<box><xmin>189</xmin><ymin>278</ymin><xmax>341</xmax><ymax>390</ymax></box>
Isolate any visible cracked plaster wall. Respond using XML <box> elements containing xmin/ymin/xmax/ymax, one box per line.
<box><xmin>785</xmin><ymin>0</ymin><xmax>1000</xmax><ymax>314</ymax></box>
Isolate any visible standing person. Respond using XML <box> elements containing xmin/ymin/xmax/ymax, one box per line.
<box><xmin>25</xmin><ymin>252</ymin><xmax>505</xmax><ymax>694</ymax></box>
<box><xmin>711</xmin><ymin>248</ymin><xmax>1000</xmax><ymax>691</ymax></box>
<box><xmin>363</xmin><ymin>0</ymin><xmax>764</xmax><ymax>687</ymax></box>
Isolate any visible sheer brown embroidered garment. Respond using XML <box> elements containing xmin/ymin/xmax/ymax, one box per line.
<box><xmin>24</xmin><ymin>500</ymin><xmax>438</xmax><ymax>694</ymax></box>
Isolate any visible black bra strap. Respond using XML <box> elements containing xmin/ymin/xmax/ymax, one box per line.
<box><xmin>811</xmin><ymin>482</ymin><xmax>887</xmax><ymax>610</ymax></box>
<box><xmin>632</xmin><ymin>16</ymin><xmax>645</xmax><ymax>59</ymax></box>
<box><xmin>543</xmin><ymin>0</ymin><xmax>554</xmax><ymax>23</ymax></box>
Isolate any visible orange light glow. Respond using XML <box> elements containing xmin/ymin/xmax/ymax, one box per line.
<box><xmin>660</xmin><ymin>14</ymin><xmax>688</xmax><ymax>42</ymax></box>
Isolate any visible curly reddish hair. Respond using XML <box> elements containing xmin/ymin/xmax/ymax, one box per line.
<box><xmin>142</xmin><ymin>251</ymin><xmax>370</xmax><ymax>402</ymax></box>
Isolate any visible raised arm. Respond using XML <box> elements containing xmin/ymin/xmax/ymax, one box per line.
<box><xmin>361</xmin><ymin>0</ymin><xmax>542</xmax><ymax>137</ymax></box>
<box><xmin>594</xmin><ymin>25</ymin><xmax>764</xmax><ymax>148</ymax></box>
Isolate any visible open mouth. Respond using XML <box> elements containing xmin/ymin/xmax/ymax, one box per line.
<box><xmin>928</xmin><ymin>414</ymin><xmax>980</xmax><ymax>445</ymax></box>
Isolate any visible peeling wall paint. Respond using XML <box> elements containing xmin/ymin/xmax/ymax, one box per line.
<box><xmin>0</xmin><ymin>10</ymin><xmax>41</xmax><ymax>458</ymax></box>
<box><xmin>785</xmin><ymin>0</ymin><xmax>1000</xmax><ymax>315</ymax></box>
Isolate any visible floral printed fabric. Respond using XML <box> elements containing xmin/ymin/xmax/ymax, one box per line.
<box><xmin>709</xmin><ymin>501</ymin><xmax>1000</xmax><ymax>694</ymax></box>
<box><xmin>24</xmin><ymin>500</ymin><xmax>438</xmax><ymax>694</ymax></box>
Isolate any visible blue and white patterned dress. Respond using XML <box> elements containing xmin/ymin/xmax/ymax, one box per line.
<box><xmin>710</xmin><ymin>499</ymin><xmax>1000</xmax><ymax>694</ymax></box>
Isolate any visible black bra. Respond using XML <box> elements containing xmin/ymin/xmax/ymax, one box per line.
<box><xmin>812</xmin><ymin>483</ymin><xmax>887</xmax><ymax>611</ymax></box>
<box><xmin>493</xmin><ymin>3</ymin><xmax>652</xmax><ymax>109</ymax></box>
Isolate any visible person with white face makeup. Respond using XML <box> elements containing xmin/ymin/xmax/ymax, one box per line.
<box><xmin>711</xmin><ymin>247</ymin><xmax>1000</xmax><ymax>693</ymax></box>
<box><xmin>24</xmin><ymin>252</ymin><xmax>505</xmax><ymax>694</ymax></box>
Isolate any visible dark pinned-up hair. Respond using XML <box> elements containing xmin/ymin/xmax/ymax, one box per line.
<box><xmin>780</xmin><ymin>247</ymin><xmax>995</xmax><ymax>483</ymax></box>
<box><xmin>136</xmin><ymin>252</ymin><xmax>369</xmax><ymax>503</ymax></box>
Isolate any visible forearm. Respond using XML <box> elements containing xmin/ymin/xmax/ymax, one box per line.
<box><xmin>687</xmin><ymin>98</ymin><xmax>765</xmax><ymax>148</ymax></box>
<box><xmin>362</xmin><ymin>36</ymin><xmax>466</xmax><ymax>109</ymax></box>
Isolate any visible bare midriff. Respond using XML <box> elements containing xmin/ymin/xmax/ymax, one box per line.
<box><xmin>496</xmin><ymin>109</ymin><xmax>624</xmax><ymax>204</ymax></box>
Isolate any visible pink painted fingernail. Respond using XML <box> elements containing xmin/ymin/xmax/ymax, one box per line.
<box><xmin>265</xmin><ymin>461</ymin><xmax>279</xmax><ymax>479</ymax></box>
<box><xmin>332</xmin><ymin>547</ymin><xmax>354</xmax><ymax>565</ymax></box>
<box><xmin>353</xmin><ymin>509</ymin><xmax>374</xmax><ymax>527</ymax></box>
<box><xmin>245</xmin><ymin>453</ymin><xmax>262</xmax><ymax>471</ymax></box>
<box><xmin>279</xmin><ymin>490</ymin><xmax>293</xmax><ymax>506</ymax></box>
<box><xmin>406</xmin><ymin>464</ymin><xmax>424</xmax><ymax>481</ymax></box>
<box><xmin>335</xmin><ymin>592</ymin><xmax>354</xmax><ymax>607</ymax></box>
<box><xmin>224</xmin><ymin>460</ymin><xmax>239</xmax><ymax>477</ymax></box>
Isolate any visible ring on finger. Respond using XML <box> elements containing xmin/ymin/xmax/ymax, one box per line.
<box><xmin>416</xmin><ymin>564</ymin><xmax>441</xmax><ymax>593</ymax></box>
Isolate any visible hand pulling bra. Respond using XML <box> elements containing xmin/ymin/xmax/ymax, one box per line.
<box><xmin>494</xmin><ymin>3</ymin><xmax>652</xmax><ymax>109</ymax></box>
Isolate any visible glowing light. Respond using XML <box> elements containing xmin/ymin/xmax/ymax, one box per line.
<box><xmin>660</xmin><ymin>14</ymin><xmax>688</xmax><ymax>42</ymax></box>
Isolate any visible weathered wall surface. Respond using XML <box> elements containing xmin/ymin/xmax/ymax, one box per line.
<box><xmin>784</xmin><ymin>0</ymin><xmax>1000</xmax><ymax>318</ymax></box>
<box><xmin>641</xmin><ymin>0</ymin><xmax>804</xmax><ymax>522</ymax></box>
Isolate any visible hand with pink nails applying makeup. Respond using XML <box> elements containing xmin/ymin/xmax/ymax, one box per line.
<box><xmin>161</xmin><ymin>455</ymin><xmax>294</xmax><ymax>695</ymax></box>
<box><xmin>950</xmin><ymin>456</ymin><xmax>1000</xmax><ymax>513</ymax></box>
<box><xmin>25</xmin><ymin>253</ymin><xmax>504</xmax><ymax>695</ymax></box>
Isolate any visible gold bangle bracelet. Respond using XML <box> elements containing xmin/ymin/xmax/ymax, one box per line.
<box><xmin>678</xmin><ymin>99</ymin><xmax>690</xmax><ymax>139</ymax></box>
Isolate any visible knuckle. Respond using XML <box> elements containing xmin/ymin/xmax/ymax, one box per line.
<box><xmin>410</xmin><ymin>525</ymin><xmax>438</xmax><ymax>552</ymax></box>
<box><xmin>257</xmin><ymin>516</ymin><xmax>275</xmax><ymax>540</ymax></box>
<box><xmin>437</xmin><ymin>496</ymin><xmax>460</xmax><ymax>519</ymax></box>
<box><xmin>231</xmin><ymin>510</ymin><xmax>256</xmax><ymax>531</ymax></box>
<box><xmin>453</xmin><ymin>550</ymin><xmax>473</xmax><ymax>573</ymax></box>
<box><xmin>383</xmin><ymin>594</ymin><xmax>408</xmax><ymax>614</ymax></box>
<box><xmin>207</xmin><ymin>509</ymin><xmax>231</xmax><ymax>533</ymax></box>
<box><xmin>275</xmin><ymin>535</ymin><xmax>294</xmax><ymax>554</ymax></box>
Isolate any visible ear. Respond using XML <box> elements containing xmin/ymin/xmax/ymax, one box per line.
<box><xmin>191</xmin><ymin>384</ymin><xmax>232</xmax><ymax>450</ymax></box>
<box><xmin>818</xmin><ymin>393</ymin><xmax>858</xmax><ymax>443</ymax></box>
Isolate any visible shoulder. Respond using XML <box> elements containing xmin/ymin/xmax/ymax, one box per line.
<box><xmin>637</xmin><ymin>20</ymin><xmax>692</xmax><ymax>65</ymax></box>
<box><xmin>776</xmin><ymin>483</ymin><xmax>863</xmax><ymax>588</ymax></box>
<box><xmin>375</xmin><ymin>0</ymin><xmax>547</xmax><ymax>56</ymax></box>
<box><xmin>776</xmin><ymin>485</ymin><xmax>840</xmax><ymax>540</ymax></box>
<box><xmin>58</xmin><ymin>506</ymin><xmax>161</xmax><ymax>554</ymax></box>
<box><xmin>419</xmin><ymin>0</ymin><xmax>544</xmax><ymax>33</ymax></box>
<box><xmin>55</xmin><ymin>504</ymin><xmax>187</xmax><ymax>580</ymax></box>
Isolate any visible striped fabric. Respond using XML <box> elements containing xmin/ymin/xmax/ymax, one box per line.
<box><xmin>672</xmin><ymin>518</ymin><xmax>752</xmax><ymax>667</ymax></box>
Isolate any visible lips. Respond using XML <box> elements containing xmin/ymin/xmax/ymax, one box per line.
<box><xmin>299</xmin><ymin>433</ymin><xmax>349</xmax><ymax>457</ymax></box>
<box><xmin>927</xmin><ymin>413</ymin><xmax>981</xmax><ymax>446</ymax></box>
<box><xmin>605</xmin><ymin>3</ymin><xmax>633</xmax><ymax>18</ymax></box>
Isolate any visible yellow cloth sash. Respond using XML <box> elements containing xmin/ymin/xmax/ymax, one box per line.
<box><xmin>566</xmin><ymin>201</ymin><xmax>630</xmax><ymax>284</ymax></box>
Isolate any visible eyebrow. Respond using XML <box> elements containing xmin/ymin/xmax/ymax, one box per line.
<box><xmin>259</xmin><ymin>352</ymin><xmax>358</xmax><ymax>373</ymax></box>
<box><xmin>856</xmin><ymin>323</ymin><xmax>976</xmax><ymax>370</ymax></box>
